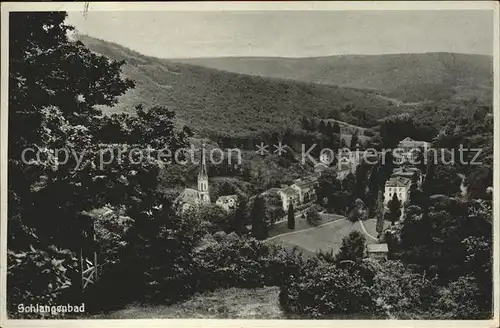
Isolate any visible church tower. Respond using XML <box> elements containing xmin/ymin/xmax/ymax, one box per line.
<box><xmin>197</xmin><ymin>146</ymin><xmax>210</xmax><ymax>204</ymax></box>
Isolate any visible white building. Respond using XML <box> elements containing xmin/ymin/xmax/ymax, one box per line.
<box><xmin>290</xmin><ymin>176</ymin><xmax>318</xmax><ymax>203</ymax></box>
<box><xmin>396</xmin><ymin>137</ymin><xmax>431</xmax><ymax>163</ymax></box>
<box><xmin>278</xmin><ymin>186</ymin><xmax>300</xmax><ymax>211</ymax></box>
<box><xmin>384</xmin><ymin>176</ymin><xmax>412</xmax><ymax>206</ymax></box>
<box><xmin>216</xmin><ymin>195</ymin><xmax>238</xmax><ymax>212</ymax></box>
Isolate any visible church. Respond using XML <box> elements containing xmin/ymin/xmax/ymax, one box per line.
<box><xmin>178</xmin><ymin>147</ymin><xmax>211</xmax><ymax>212</ymax></box>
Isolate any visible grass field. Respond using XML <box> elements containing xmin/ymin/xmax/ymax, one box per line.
<box><xmin>267</xmin><ymin>218</ymin><xmax>387</xmax><ymax>255</ymax></box>
<box><xmin>92</xmin><ymin>287</ymin><xmax>286</xmax><ymax>319</ymax></box>
<box><xmin>269</xmin><ymin>213</ymin><xmax>344</xmax><ymax>238</ymax></box>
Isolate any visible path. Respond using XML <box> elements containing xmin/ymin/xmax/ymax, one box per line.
<box><xmin>357</xmin><ymin>219</ymin><xmax>379</xmax><ymax>241</ymax></box>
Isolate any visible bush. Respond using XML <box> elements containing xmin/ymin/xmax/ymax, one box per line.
<box><xmin>432</xmin><ymin>276</ymin><xmax>486</xmax><ymax>319</ymax></box>
<box><xmin>193</xmin><ymin>233</ymin><xmax>305</xmax><ymax>291</ymax></box>
<box><xmin>364</xmin><ymin>129</ymin><xmax>375</xmax><ymax>137</ymax></box>
<box><xmin>306</xmin><ymin>207</ymin><xmax>321</xmax><ymax>226</ymax></box>
<box><xmin>7</xmin><ymin>246</ymin><xmax>78</xmax><ymax>318</ymax></box>
<box><xmin>279</xmin><ymin>260</ymin><xmax>374</xmax><ymax>317</ymax></box>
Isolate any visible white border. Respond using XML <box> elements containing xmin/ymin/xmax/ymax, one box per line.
<box><xmin>1</xmin><ymin>2</ymin><xmax>499</xmax><ymax>328</ymax></box>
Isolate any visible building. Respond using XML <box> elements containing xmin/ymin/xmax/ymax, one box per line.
<box><xmin>177</xmin><ymin>148</ymin><xmax>211</xmax><ymax>212</ymax></box>
<box><xmin>367</xmin><ymin>243</ymin><xmax>389</xmax><ymax>260</ymax></box>
<box><xmin>314</xmin><ymin>162</ymin><xmax>329</xmax><ymax>173</ymax></box>
<box><xmin>336</xmin><ymin>149</ymin><xmax>363</xmax><ymax>178</ymax></box>
<box><xmin>384</xmin><ymin>176</ymin><xmax>412</xmax><ymax>206</ymax></box>
<box><xmin>290</xmin><ymin>176</ymin><xmax>318</xmax><ymax>203</ymax></box>
<box><xmin>216</xmin><ymin>195</ymin><xmax>238</xmax><ymax>212</ymax></box>
<box><xmin>391</xmin><ymin>166</ymin><xmax>423</xmax><ymax>188</ymax></box>
<box><xmin>278</xmin><ymin>186</ymin><xmax>300</xmax><ymax>211</ymax></box>
<box><xmin>397</xmin><ymin>137</ymin><xmax>431</xmax><ymax>163</ymax></box>
<box><xmin>336</xmin><ymin>162</ymin><xmax>355</xmax><ymax>180</ymax></box>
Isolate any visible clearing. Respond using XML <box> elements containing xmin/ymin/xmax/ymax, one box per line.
<box><xmin>91</xmin><ymin>287</ymin><xmax>286</xmax><ymax>319</ymax></box>
<box><xmin>267</xmin><ymin>218</ymin><xmax>387</xmax><ymax>255</ymax></box>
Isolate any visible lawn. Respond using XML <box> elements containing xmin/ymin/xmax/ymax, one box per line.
<box><xmin>268</xmin><ymin>213</ymin><xmax>344</xmax><ymax>238</ymax></box>
<box><xmin>90</xmin><ymin>286</ymin><xmax>378</xmax><ymax>319</ymax></box>
<box><xmin>267</xmin><ymin>218</ymin><xmax>388</xmax><ymax>255</ymax></box>
<box><xmin>91</xmin><ymin>287</ymin><xmax>286</xmax><ymax>319</ymax></box>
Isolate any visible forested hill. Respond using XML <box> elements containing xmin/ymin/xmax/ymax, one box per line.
<box><xmin>77</xmin><ymin>35</ymin><xmax>403</xmax><ymax>138</ymax></box>
<box><xmin>175</xmin><ymin>53</ymin><xmax>493</xmax><ymax>103</ymax></box>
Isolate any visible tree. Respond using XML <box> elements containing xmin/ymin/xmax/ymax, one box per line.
<box><xmin>350</xmin><ymin>131</ymin><xmax>359</xmax><ymax>150</ymax></box>
<box><xmin>340</xmin><ymin>138</ymin><xmax>348</xmax><ymax>149</ymax></box>
<box><xmin>228</xmin><ymin>197</ymin><xmax>249</xmax><ymax>235</ymax></box>
<box><xmin>347</xmin><ymin>198</ymin><xmax>366</xmax><ymax>222</ymax></box>
<box><xmin>375</xmin><ymin>191</ymin><xmax>386</xmax><ymax>236</ymax></box>
<box><xmin>333</xmin><ymin>122</ymin><xmax>341</xmax><ymax>134</ymax></box>
<box><xmin>7</xmin><ymin>12</ymin><xmax>192</xmax><ymax>314</ymax></box>
<box><xmin>422</xmin><ymin>163</ymin><xmax>461</xmax><ymax>197</ymax></box>
<box><xmin>306</xmin><ymin>206</ymin><xmax>321</xmax><ymax>226</ymax></box>
<box><xmin>194</xmin><ymin>204</ymin><xmax>230</xmax><ymax>233</ymax></box>
<box><xmin>287</xmin><ymin>203</ymin><xmax>296</xmax><ymax>229</ymax></box>
<box><xmin>335</xmin><ymin>231</ymin><xmax>366</xmax><ymax>263</ymax></box>
<box><xmin>386</xmin><ymin>194</ymin><xmax>402</xmax><ymax>225</ymax></box>
<box><xmin>342</xmin><ymin>172</ymin><xmax>356</xmax><ymax>194</ymax></box>
<box><xmin>318</xmin><ymin>120</ymin><xmax>326</xmax><ymax>133</ymax></box>
<box><xmin>250</xmin><ymin>196</ymin><xmax>268</xmax><ymax>240</ymax></box>
<box><xmin>354</xmin><ymin>162</ymin><xmax>370</xmax><ymax>199</ymax></box>
<box><xmin>379</xmin><ymin>114</ymin><xmax>415</xmax><ymax>149</ymax></box>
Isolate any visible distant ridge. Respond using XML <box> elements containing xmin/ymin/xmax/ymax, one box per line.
<box><xmin>77</xmin><ymin>35</ymin><xmax>405</xmax><ymax>138</ymax></box>
<box><xmin>174</xmin><ymin>52</ymin><xmax>493</xmax><ymax>103</ymax></box>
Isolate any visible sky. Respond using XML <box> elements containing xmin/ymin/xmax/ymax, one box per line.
<box><xmin>67</xmin><ymin>10</ymin><xmax>494</xmax><ymax>58</ymax></box>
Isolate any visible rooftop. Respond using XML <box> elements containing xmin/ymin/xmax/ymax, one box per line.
<box><xmin>385</xmin><ymin>176</ymin><xmax>411</xmax><ymax>188</ymax></box>
<box><xmin>280</xmin><ymin>186</ymin><xmax>299</xmax><ymax>196</ymax></box>
<box><xmin>367</xmin><ymin>243</ymin><xmax>389</xmax><ymax>253</ymax></box>
<box><xmin>181</xmin><ymin>188</ymin><xmax>199</xmax><ymax>205</ymax></box>
<box><xmin>217</xmin><ymin>194</ymin><xmax>238</xmax><ymax>202</ymax></box>
<box><xmin>293</xmin><ymin>177</ymin><xmax>317</xmax><ymax>188</ymax></box>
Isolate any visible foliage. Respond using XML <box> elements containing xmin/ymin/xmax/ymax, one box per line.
<box><xmin>193</xmin><ymin>233</ymin><xmax>305</xmax><ymax>292</ymax></box>
<box><xmin>189</xmin><ymin>204</ymin><xmax>231</xmax><ymax>233</ymax></box>
<box><xmin>335</xmin><ymin>231</ymin><xmax>366</xmax><ymax>263</ymax></box>
<box><xmin>432</xmin><ymin>276</ymin><xmax>486</xmax><ymax>319</ymax></box>
<box><xmin>7</xmin><ymin>246</ymin><xmax>78</xmax><ymax>317</ymax></box>
<box><xmin>386</xmin><ymin>193</ymin><xmax>402</xmax><ymax>225</ymax></box>
<box><xmin>305</xmin><ymin>206</ymin><xmax>321</xmax><ymax>226</ymax></box>
<box><xmin>287</xmin><ymin>203</ymin><xmax>296</xmax><ymax>229</ymax></box>
<box><xmin>78</xmin><ymin>35</ymin><xmax>410</xmax><ymax>142</ymax></box>
<box><xmin>250</xmin><ymin>196</ymin><xmax>268</xmax><ymax>240</ymax></box>
<box><xmin>399</xmin><ymin>197</ymin><xmax>492</xmax><ymax>316</ymax></box>
<box><xmin>7</xmin><ymin>12</ymin><xmax>189</xmax><ymax>314</ymax></box>
<box><xmin>279</xmin><ymin>260</ymin><xmax>374</xmax><ymax>318</ymax></box>
<box><xmin>369</xmin><ymin>260</ymin><xmax>437</xmax><ymax>318</ymax></box>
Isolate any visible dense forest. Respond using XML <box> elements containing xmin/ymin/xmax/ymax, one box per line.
<box><xmin>6</xmin><ymin>11</ymin><xmax>493</xmax><ymax>320</ymax></box>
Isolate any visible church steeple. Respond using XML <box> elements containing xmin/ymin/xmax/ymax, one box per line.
<box><xmin>197</xmin><ymin>145</ymin><xmax>210</xmax><ymax>204</ymax></box>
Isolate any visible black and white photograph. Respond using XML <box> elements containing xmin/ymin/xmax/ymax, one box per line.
<box><xmin>0</xmin><ymin>1</ymin><xmax>498</xmax><ymax>326</ymax></box>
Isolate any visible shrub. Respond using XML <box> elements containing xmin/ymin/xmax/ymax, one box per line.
<box><xmin>364</xmin><ymin>129</ymin><xmax>375</xmax><ymax>137</ymax></box>
<box><xmin>306</xmin><ymin>207</ymin><xmax>321</xmax><ymax>226</ymax></box>
<box><xmin>193</xmin><ymin>233</ymin><xmax>304</xmax><ymax>291</ymax></box>
<box><xmin>279</xmin><ymin>260</ymin><xmax>374</xmax><ymax>317</ymax></box>
<box><xmin>7</xmin><ymin>246</ymin><xmax>78</xmax><ymax>318</ymax></box>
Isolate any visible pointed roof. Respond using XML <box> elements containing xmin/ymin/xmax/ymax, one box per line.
<box><xmin>198</xmin><ymin>146</ymin><xmax>208</xmax><ymax>179</ymax></box>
